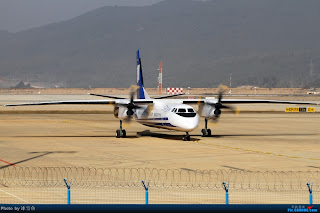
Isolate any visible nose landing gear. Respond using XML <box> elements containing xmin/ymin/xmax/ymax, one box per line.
<box><xmin>201</xmin><ymin>118</ymin><xmax>211</xmax><ymax>137</ymax></box>
<box><xmin>183</xmin><ymin>132</ymin><xmax>191</xmax><ymax>141</ymax></box>
<box><xmin>116</xmin><ymin>120</ymin><xmax>126</xmax><ymax>138</ymax></box>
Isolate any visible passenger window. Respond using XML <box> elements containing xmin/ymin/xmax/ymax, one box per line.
<box><xmin>171</xmin><ymin>108</ymin><xmax>175</xmax><ymax>112</ymax></box>
<box><xmin>188</xmin><ymin>108</ymin><xmax>194</xmax><ymax>113</ymax></box>
<box><xmin>178</xmin><ymin>108</ymin><xmax>186</xmax><ymax>112</ymax></box>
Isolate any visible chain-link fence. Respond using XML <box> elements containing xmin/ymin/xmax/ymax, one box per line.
<box><xmin>0</xmin><ymin>167</ymin><xmax>319</xmax><ymax>204</ymax></box>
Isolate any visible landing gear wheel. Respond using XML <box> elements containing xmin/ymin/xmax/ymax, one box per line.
<box><xmin>207</xmin><ymin>129</ymin><xmax>211</xmax><ymax>136</ymax></box>
<box><xmin>183</xmin><ymin>136</ymin><xmax>191</xmax><ymax>141</ymax></box>
<box><xmin>122</xmin><ymin>129</ymin><xmax>126</xmax><ymax>138</ymax></box>
<box><xmin>116</xmin><ymin>120</ymin><xmax>127</xmax><ymax>138</ymax></box>
<box><xmin>116</xmin><ymin>130</ymin><xmax>121</xmax><ymax>138</ymax></box>
<box><xmin>183</xmin><ymin>133</ymin><xmax>191</xmax><ymax>141</ymax></box>
<box><xmin>201</xmin><ymin>129</ymin><xmax>206</xmax><ymax>137</ymax></box>
<box><xmin>201</xmin><ymin>128</ymin><xmax>211</xmax><ymax>137</ymax></box>
<box><xmin>116</xmin><ymin>129</ymin><xmax>126</xmax><ymax>138</ymax></box>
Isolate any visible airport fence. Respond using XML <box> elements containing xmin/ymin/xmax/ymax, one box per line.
<box><xmin>0</xmin><ymin>167</ymin><xmax>319</xmax><ymax>204</ymax></box>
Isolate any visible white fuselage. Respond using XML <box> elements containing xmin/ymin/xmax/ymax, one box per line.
<box><xmin>134</xmin><ymin>101</ymin><xmax>199</xmax><ymax>132</ymax></box>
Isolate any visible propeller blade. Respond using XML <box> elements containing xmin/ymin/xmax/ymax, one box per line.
<box><xmin>123</xmin><ymin>117</ymin><xmax>132</xmax><ymax>126</ymax></box>
<box><xmin>208</xmin><ymin>118</ymin><xmax>218</xmax><ymax>126</ymax></box>
<box><xmin>218</xmin><ymin>92</ymin><xmax>222</xmax><ymax>104</ymax></box>
<box><xmin>130</xmin><ymin>84</ymin><xmax>140</xmax><ymax>91</ymax></box>
<box><xmin>118</xmin><ymin>103</ymin><xmax>143</xmax><ymax>109</ymax></box>
<box><xmin>129</xmin><ymin>84</ymin><xmax>139</xmax><ymax>104</ymax></box>
<box><xmin>119</xmin><ymin>85</ymin><xmax>140</xmax><ymax>122</ymax></box>
<box><xmin>217</xmin><ymin>84</ymin><xmax>229</xmax><ymax>103</ymax></box>
<box><xmin>130</xmin><ymin>92</ymin><xmax>134</xmax><ymax>105</ymax></box>
<box><xmin>147</xmin><ymin>105</ymin><xmax>153</xmax><ymax>115</ymax></box>
<box><xmin>218</xmin><ymin>84</ymin><xmax>229</xmax><ymax>92</ymax></box>
<box><xmin>236</xmin><ymin>106</ymin><xmax>240</xmax><ymax>115</ymax></box>
<box><xmin>197</xmin><ymin>96</ymin><xmax>203</xmax><ymax>114</ymax></box>
<box><xmin>220</xmin><ymin>105</ymin><xmax>240</xmax><ymax>115</ymax></box>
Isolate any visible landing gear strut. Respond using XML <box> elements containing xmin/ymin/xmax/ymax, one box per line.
<box><xmin>201</xmin><ymin>118</ymin><xmax>211</xmax><ymax>137</ymax></box>
<box><xmin>183</xmin><ymin>132</ymin><xmax>191</xmax><ymax>141</ymax></box>
<box><xmin>116</xmin><ymin>120</ymin><xmax>126</xmax><ymax>138</ymax></box>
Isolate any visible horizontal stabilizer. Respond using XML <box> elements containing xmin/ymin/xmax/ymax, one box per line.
<box><xmin>89</xmin><ymin>93</ymin><xmax>126</xmax><ymax>99</ymax></box>
<box><xmin>154</xmin><ymin>93</ymin><xmax>185</xmax><ymax>99</ymax></box>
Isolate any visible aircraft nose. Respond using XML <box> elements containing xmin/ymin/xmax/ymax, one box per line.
<box><xmin>183</xmin><ymin>115</ymin><xmax>199</xmax><ymax>131</ymax></box>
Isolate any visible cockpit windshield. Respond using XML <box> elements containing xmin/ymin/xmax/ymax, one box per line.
<box><xmin>172</xmin><ymin>108</ymin><xmax>197</xmax><ymax>117</ymax></box>
<box><xmin>188</xmin><ymin>108</ymin><xmax>195</xmax><ymax>113</ymax></box>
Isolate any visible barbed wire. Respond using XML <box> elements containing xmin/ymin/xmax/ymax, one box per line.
<box><xmin>0</xmin><ymin>167</ymin><xmax>319</xmax><ymax>190</ymax></box>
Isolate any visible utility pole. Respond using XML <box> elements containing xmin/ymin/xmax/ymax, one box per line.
<box><xmin>309</xmin><ymin>59</ymin><xmax>314</xmax><ymax>78</ymax></box>
<box><xmin>229</xmin><ymin>73</ymin><xmax>232</xmax><ymax>94</ymax></box>
<box><xmin>158</xmin><ymin>62</ymin><xmax>163</xmax><ymax>94</ymax></box>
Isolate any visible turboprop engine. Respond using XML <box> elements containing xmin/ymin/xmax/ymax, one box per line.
<box><xmin>198</xmin><ymin>87</ymin><xmax>238</xmax><ymax>122</ymax></box>
<box><xmin>114</xmin><ymin>105</ymin><xmax>132</xmax><ymax>120</ymax></box>
<box><xmin>198</xmin><ymin>103</ymin><xmax>221</xmax><ymax>120</ymax></box>
<box><xmin>113</xmin><ymin>85</ymin><xmax>144</xmax><ymax>122</ymax></box>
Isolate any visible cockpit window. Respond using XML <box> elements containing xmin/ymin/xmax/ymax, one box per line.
<box><xmin>175</xmin><ymin>108</ymin><xmax>196</xmax><ymax>117</ymax></box>
<box><xmin>188</xmin><ymin>108</ymin><xmax>194</xmax><ymax>113</ymax></box>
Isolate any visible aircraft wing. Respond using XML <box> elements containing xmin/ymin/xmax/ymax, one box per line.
<box><xmin>88</xmin><ymin>93</ymin><xmax>126</xmax><ymax>99</ymax></box>
<box><xmin>4</xmin><ymin>98</ymin><xmax>317</xmax><ymax>107</ymax></box>
<box><xmin>220</xmin><ymin>99</ymin><xmax>319</xmax><ymax>105</ymax></box>
<box><xmin>3</xmin><ymin>100</ymin><xmax>117</xmax><ymax>107</ymax></box>
<box><xmin>3</xmin><ymin>99</ymin><xmax>155</xmax><ymax>107</ymax></box>
<box><xmin>182</xmin><ymin>99</ymin><xmax>319</xmax><ymax>105</ymax></box>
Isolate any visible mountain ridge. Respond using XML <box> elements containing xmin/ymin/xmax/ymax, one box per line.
<box><xmin>0</xmin><ymin>0</ymin><xmax>319</xmax><ymax>88</ymax></box>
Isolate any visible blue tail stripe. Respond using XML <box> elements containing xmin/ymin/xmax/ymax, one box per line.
<box><xmin>136</xmin><ymin>50</ymin><xmax>145</xmax><ymax>99</ymax></box>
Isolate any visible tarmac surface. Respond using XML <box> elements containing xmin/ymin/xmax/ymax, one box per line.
<box><xmin>0</xmin><ymin>110</ymin><xmax>319</xmax><ymax>171</ymax></box>
<box><xmin>0</xmin><ymin>95</ymin><xmax>319</xmax><ymax>204</ymax></box>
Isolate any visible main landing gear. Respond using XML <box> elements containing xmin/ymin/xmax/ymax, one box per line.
<box><xmin>201</xmin><ymin>118</ymin><xmax>211</xmax><ymax>137</ymax></box>
<box><xmin>116</xmin><ymin>120</ymin><xmax>126</xmax><ymax>138</ymax></box>
<box><xmin>183</xmin><ymin>132</ymin><xmax>191</xmax><ymax>141</ymax></box>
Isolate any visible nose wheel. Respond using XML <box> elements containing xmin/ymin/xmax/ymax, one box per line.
<box><xmin>201</xmin><ymin>118</ymin><xmax>212</xmax><ymax>137</ymax></box>
<box><xmin>116</xmin><ymin>120</ymin><xmax>126</xmax><ymax>138</ymax></box>
<box><xmin>183</xmin><ymin>132</ymin><xmax>191</xmax><ymax>141</ymax></box>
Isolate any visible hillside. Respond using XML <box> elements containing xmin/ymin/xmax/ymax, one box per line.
<box><xmin>0</xmin><ymin>0</ymin><xmax>320</xmax><ymax>88</ymax></box>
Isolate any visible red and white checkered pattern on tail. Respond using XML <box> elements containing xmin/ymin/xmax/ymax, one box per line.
<box><xmin>166</xmin><ymin>88</ymin><xmax>183</xmax><ymax>94</ymax></box>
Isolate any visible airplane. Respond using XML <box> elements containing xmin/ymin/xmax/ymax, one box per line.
<box><xmin>3</xmin><ymin>50</ymin><xmax>318</xmax><ymax>141</ymax></box>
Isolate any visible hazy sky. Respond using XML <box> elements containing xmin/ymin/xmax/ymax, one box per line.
<box><xmin>0</xmin><ymin>0</ymin><xmax>163</xmax><ymax>32</ymax></box>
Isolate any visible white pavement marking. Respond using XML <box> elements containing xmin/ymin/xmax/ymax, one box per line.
<box><xmin>0</xmin><ymin>188</ymin><xmax>28</xmax><ymax>203</ymax></box>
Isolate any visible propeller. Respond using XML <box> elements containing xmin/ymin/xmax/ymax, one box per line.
<box><xmin>118</xmin><ymin>85</ymin><xmax>142</xmax><ymax>122</ymax></box>
<box><xmin>209</xmin><ymin>85</ymin><xmax>239</xmax><ymax>121</ymax></box>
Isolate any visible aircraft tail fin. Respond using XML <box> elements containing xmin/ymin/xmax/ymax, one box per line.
<box><xmin>136</xmin><ymin>50</ymin><xmax>150</xmax><ymax>99</ymax></box>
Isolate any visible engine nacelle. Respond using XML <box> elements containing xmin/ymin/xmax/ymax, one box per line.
<box><xmin>199</xmin><ymin>103</ymin><xmax>221</xmax><ymax>119</ymax></box>
<box><xmin>114</xmin><ymin>105</ymin><xmax>131</xmax><ymax>120</ymax></box>
<box><xmin>114</xmin><ymin>106</ymin><xmax>119</xmax><ymax>118</ymax></box>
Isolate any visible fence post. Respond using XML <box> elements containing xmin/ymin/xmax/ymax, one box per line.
<box><xmin>307</xmin><ymin>183</ymin><xmax>313</xmax><ymax>205</ymax></box>
<box><xmin>64</xmin><ymin>179</ymin><xmax>72</xmax><ymax>204</ymax></box>
<box><xmin>141</xmin><ymin>180</ymin><xmax>150</xmax><ymax>204</ymax></box>
<box><xmin>222</xmin><ymin>181</ymin><xmax>229</xmax><ymax>204</ymax></box>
